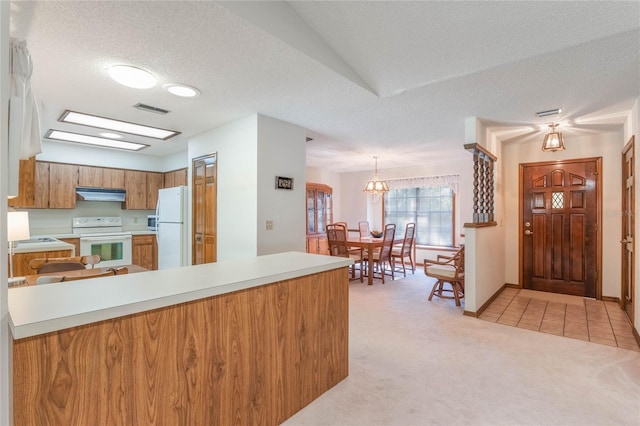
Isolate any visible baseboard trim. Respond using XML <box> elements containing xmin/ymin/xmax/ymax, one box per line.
<box><xmin>505</xmin><ymin>283</ymin><xmax>520</xmax><ymax>289</ymax></box>
<box><xmin>601</xmin><ymin>296</ymin><xmax>620</xmax><ymax>303</ymax></box>
<box><xmin>463</xmin><ymin>283</ymin><xmax>509</xmax><ymax>318</ymax></box>
<box><xmin>633</xmin><ymin>324</ymin><xmax>640</xmax><ymax>346</ymax></box>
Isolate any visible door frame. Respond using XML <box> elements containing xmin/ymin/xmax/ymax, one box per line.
<box><xmin>518</xmin><ymin>157</ymin><xmax>603</xmax><ymax>299</ymax></box>
<box><xmin>621</xmin><ymin>136</ymin><xmax>635</xmax><ymax>322</ymax></box>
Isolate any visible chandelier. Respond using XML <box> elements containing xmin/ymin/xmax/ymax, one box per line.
<box><xmin>542</xmin><ymin>123</ymin><xmax>565</xmax><ymax>152</ymax></box>
<box><xmin>363</xmin><ymin>156</ymin><xmax>389</xmax><ymax>194</ymax></box>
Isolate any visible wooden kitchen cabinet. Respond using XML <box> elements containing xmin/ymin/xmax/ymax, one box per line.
<box><xmin>33</xmin><ymin>162</ymin><xmax>50</xmax><ymax>208</ymax></box>
<box><xmin>102</xmin><ymin>168</ymin><xmax>125</xmax><ymax>189</ymax></box>
<box><xmin>124</xmin><ymin>170</ymin><xmax>163</xmax><ymax>210</ymax></box>
<box><xmin>58</xmin><ymin>238</ymin><xmax>80</xmax><ymax>256</ymax></box>
<box><xmin>132</xmin><ymin>234</ymin><xmax>157</xmax><ymax>270</ymax></box>
<box><xmin>78</xmin><ymin>165</ymin><xmax>125</xmax><ymax>189</ymax></box>
<box><xmin>8</xmin><ymin>157</ymin><xmax>36</xmax><ymax>207</ymax></box>
<box><xmin>124</xmin><ymin>170</ymin><xmax>147</xmax><ymax>209</ymax></box>
<box><xmin>146</xmin><ymin>172</ymin><xmax>164</xmax><ymax>209</ymax></box>
<box><xmin>8</xmin><ymin>158</ymin><xmax>49</xmax><ymax>208</ymax></box>
<box><xmin>8</xmin><ymin>249</ymin><xmax>74</xmax><ymax>277</ymax></box>
<box><xmin>305</xmin><ymin>183</ymin><xmax>332</xmax><ymax>255</ymax></box>
<box><xmin>48</xmin><ymin>163</ymin><xmax>78</xmax><ymax>209</ymax></box>
<box><xmin>77</xmin><ymin>165</ymin><xmax>102</xmax><ymax>187</ymax></box>
<box><xmin>164</xmin><ymin>168</ymin><xmax>188</xmax><ymax>188</ymax></box>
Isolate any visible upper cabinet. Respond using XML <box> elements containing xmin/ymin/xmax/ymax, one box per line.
<box><xmin>146</xmin><ymin>172</ymin><xmax>164</xmax><ymax>210</ymax></box>
<box><xmin>124</xmin><ymin>170</ymin><xmax>164</xmax><ymax>210</ymax></box>
<box><xmin>8</xmin><ymin>157</ymin><xmax>36</xmax><ymax>208</ymax></box>
<box><xmin>11</xmin><ymin>160</ymin><xmax>186</xmax><ymax>210</ymax></box>
<box><xmin>164</xmin><ymin>168</ymin><xmax>188</xmax><ymax>188</ymax></box>
<box><xmin>48</xmin><ymin>163</ymin><xmax>78</xmax><ymax>209</ymax></box>
<box><xmin>124</xmin><ymin>170</ymin><xmax>147</xmax><ymax>210</ymax></box>
<box><xmin>78</xmin><ymin>165</ymin><xmax>125</xmax><ymax>189</ymax></box>
<box><xmin>102</xmin><ymin>168</ymin><xmax>125</xmax><ymax>189</ymax></box>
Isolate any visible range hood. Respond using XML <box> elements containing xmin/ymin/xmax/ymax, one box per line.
<box><xmin>76</xmin><ymin>186</ymin><xmax>126</xmax><ymax>202</ymax></box>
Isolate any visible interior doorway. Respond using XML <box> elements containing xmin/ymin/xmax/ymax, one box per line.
<box><xmin>621</xmin><ymin>137</ymin><xmax>634</xmax><ymax>323</ymax></box>
<box><xmin>192</xmin><ymin>153</ymin><xmax>217</xmax><ymax>265</ymax></box>
<box><xmin>520</xmin><ymin>158</ymin><xmax>602</xmax><ymax>298</ymax></box>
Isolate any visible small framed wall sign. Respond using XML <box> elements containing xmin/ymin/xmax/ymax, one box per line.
<box><xmin>275</xmin><ymin>176</ymin><xmax>294</xmax><ymax>190</ymax></box>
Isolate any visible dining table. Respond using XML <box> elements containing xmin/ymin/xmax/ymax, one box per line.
<box><xmin>23</xmin><ymin>264</ymin><xmax>149</xmax><ymax>286</ymax></box>
<box><xmin>347</xmin><ymin>237</ymin><xmax>403</xmax><ymax>285</ymax></box>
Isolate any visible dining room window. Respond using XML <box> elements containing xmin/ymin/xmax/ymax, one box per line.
<box><xmin>383</xmin><ymin>178</ymin><xmax>456</xmax><ymax>247</ymax></box>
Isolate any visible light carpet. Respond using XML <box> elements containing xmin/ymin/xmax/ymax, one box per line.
<box><xmin>283</xmin><ymin>272</ymin><xmax>640</xmax><ymax>426</ymax></box>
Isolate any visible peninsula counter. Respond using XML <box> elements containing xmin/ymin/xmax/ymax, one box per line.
<box><xmin>10</xmin><ymin>251</ymin><xmax>352</xmax><ymax>425</ymax></box>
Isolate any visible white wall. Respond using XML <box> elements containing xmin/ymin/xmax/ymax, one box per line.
<box><xmin>189</xmin><ymin>115</ymin><xmax>258</xmax><ymax>260</ymax></box>
<box><xmin>338</xmin><ymin>155</ymin><xmax>473</xmax><ymax>262</ymax></box>
<box><xmin>26</xmin><ymin>202</ymin><xmax>152</xmax><ymax>235</ymax></box>
<box><xmin>464</xmin><ymin>225</ymin><xmax>505</xmax><ymax>313</ymax></box>
<box><xmin>256</xmin><ymin>114</ymin><xmax>306</xmax><ymax>254</ymax></box>
<box><xmin>0</xmin><ymin>3</ymin><xmax>11</xmax><ymax>423</ymax></box>
<box><xmin>37</xmin><ymin>140</ymin><xmax>164</xmax><ymax>171</ymax></box>
<box><xmin>162</xmin><ymin>150</ymin><xmax>188</xmax><ymax>172</ymax></box>
<box><xmin>502</xmin><ymin>131</ymin><xmax>624</xmax><ymax>297</ymax></box>
<box><xmin>188</xmin><ymin>114</ymin><xmax>306</xmax><ymax>261</ymax></box>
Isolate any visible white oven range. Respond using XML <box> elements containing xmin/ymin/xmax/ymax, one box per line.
<box><xmin>72</xmin><ymin>217</ymin><xmax>132</xmax><ymax>268</ymax></box>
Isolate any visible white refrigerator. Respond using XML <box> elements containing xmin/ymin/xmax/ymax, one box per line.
<box><xmin>156</xmin><ymin>186</ymin><xmax>188</xmax><ymax>269</ymax></box>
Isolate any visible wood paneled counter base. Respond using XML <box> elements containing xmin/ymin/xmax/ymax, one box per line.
<box><xmin>12</xmin><ymin>253</ymin><xmax>350</xmax><ymax>425</ymax></box>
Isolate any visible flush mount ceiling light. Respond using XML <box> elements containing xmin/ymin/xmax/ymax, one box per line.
<box><xmin>45</xmin><ymin>130</ymin><xmax>148</xmax><ymax>151</ymax></box>
<box><xmin>107</xmin><ymin>65</ymin><xmax>157</xmax><ymax>89</ymax></box>
<box><xmin>59</xmin><ymin>110</ymin><xmax>180</xmax><ymax>140</ymax></box>
<box><xmin>542</xmin><ymin>123</ymin><xmax>565</xmax><ymax>152</ymax></box>
<box><xmin>164</xmin><ymin>83</ymin><xmax>200</xmax><ymax>98</ymax></box>
<box><xmin>98</xmin><ymin>132</ymin><xmax>123</xmax><ymax>139</ymax></box>
<box><xmin>363</xmin><ymin>156</ymin><xmax>389</xmax><ymax>194</ymax></box>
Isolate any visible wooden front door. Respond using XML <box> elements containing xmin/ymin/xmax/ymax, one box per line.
<box><xmin>621</xmin><ymin>137</ymin><xmax>635</xmax><ymax>322</ymax></box>
<box><xmin>521</xmin><ymin>158</ymin><xmax>601</xmax><ymax>298</ymax></box>
<box><xmin>192</xmin><ymin>153</ymin><xmax>217</xmax><ymax>265</ymax></box>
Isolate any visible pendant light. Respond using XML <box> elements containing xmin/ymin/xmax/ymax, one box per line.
<box><xmin>542</xmin><ymin>123</ymin><xmax>565</xmax><ymax>152</ymax></box>
<box><xmin>363</xmin><ymin>156</ymin><xmax>389</xmax><ymax>194</ymax></box>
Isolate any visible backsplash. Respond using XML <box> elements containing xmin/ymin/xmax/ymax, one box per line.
<box><xmin>22</xmin><ymin>201</ymin><xmax>154</xmax><ymax>235</ymax></box>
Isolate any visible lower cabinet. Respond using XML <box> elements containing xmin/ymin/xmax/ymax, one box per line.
<box><xmin>9</xmin><ymin>249</ymin><xmax>73</xmax><ymax>278</ymax></box>
<box><xmin>132</xmin><ymin>235</ymin><xmax>157</xmax><ymax>270</ymax></box>
<box><xmin>58</xmin><ymin>238</ymin><xmax>80</xmax><ymax>257</ymax></box>
<box><xmin>306</xmin><ymin>235</ymin><xmax>328</xmax><ymax>255</ymax></box>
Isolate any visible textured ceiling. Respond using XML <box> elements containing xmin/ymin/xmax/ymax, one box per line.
<box><xmin>9</xmin><ymin>1</ymin><xmax>640</xmax><ymax>173</ymax></box>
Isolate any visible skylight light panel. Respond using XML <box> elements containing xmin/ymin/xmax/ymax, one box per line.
<box><xmin>59</xmin><ymin>110</ymin><xmax>180</xmax><ymax>140</ymax></box>
<box><xmin>45</xmin><ymin>130</ymin><xmax>148</xmax><ymax>151</ymax></box>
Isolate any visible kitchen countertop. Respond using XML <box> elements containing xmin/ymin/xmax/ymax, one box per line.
<box><xmin>8</xmin><ymin>252</ymin><xmax>352</xmax><ymax>339</ymax></box>
<box><xmin>13</xmin><ymin>236</ymin><xmax>75</xmax><ymax>254</ymax></box>
<box><xmin>38</xmin><ymin>230</ymin><xmax>156</xmax><ymax>239</ymax></box>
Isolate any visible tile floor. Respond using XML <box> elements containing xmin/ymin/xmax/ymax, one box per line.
<box><xmin>479</xmin><ymin>287</ymin><xmax>640</xmax><ymax>351</ymax></box>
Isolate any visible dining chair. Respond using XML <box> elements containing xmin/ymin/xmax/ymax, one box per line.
<box><xmin>33</xmin><ymin>260</ymin><xmax>87</xmax><ymax>274</ymax></box>
<box><xmin>391</xmin><ymin>223</ymin><xmax>415</xmax><ymax>277</ymax></box>
<box><xmin>29</xmin><ymin>255</ymin><xmax>102</xmax><ymax>274</ymax></box>
<box><xmin>110</xmin><ymin>266</ymin><xmax>129</xmax><ymax>275</ymax></box>
<box><xmin>35</xmin><ymin>276</ymin><xmax>64</xmax><ymax>285</ymax></box>
<box><xmin>365</xmin><ymin>223</ymin><xmax>396</xmax><ymax>283</ymax></box>
<box><xmin>327</xmin><ymin>223</ymin><xmax>364</xmax><ymax>283</ymax></box>
<box><xmin>424</xmin><ymin>245</ymin><xmax>465</xmax><ymax>306</ymax></box>
<box><xmin>358</xmin><ymin>221</ymin><xmax>370</xmax><ymax>238</ymax></box>
<box><xmin>62</xmin><ymin>269</ymin><xmax>116</xmax><ymax>281</ymax></box>
<box><xmin>81</xmin><ymin>255</ymin><xmax>101</xmax><ymax>269</ymax></box>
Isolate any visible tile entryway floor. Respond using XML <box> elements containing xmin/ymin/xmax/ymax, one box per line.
<box><xmin>479</xmin><ymin>288</ymin><xmax>640</xmax><ymax>351</ymax></box>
